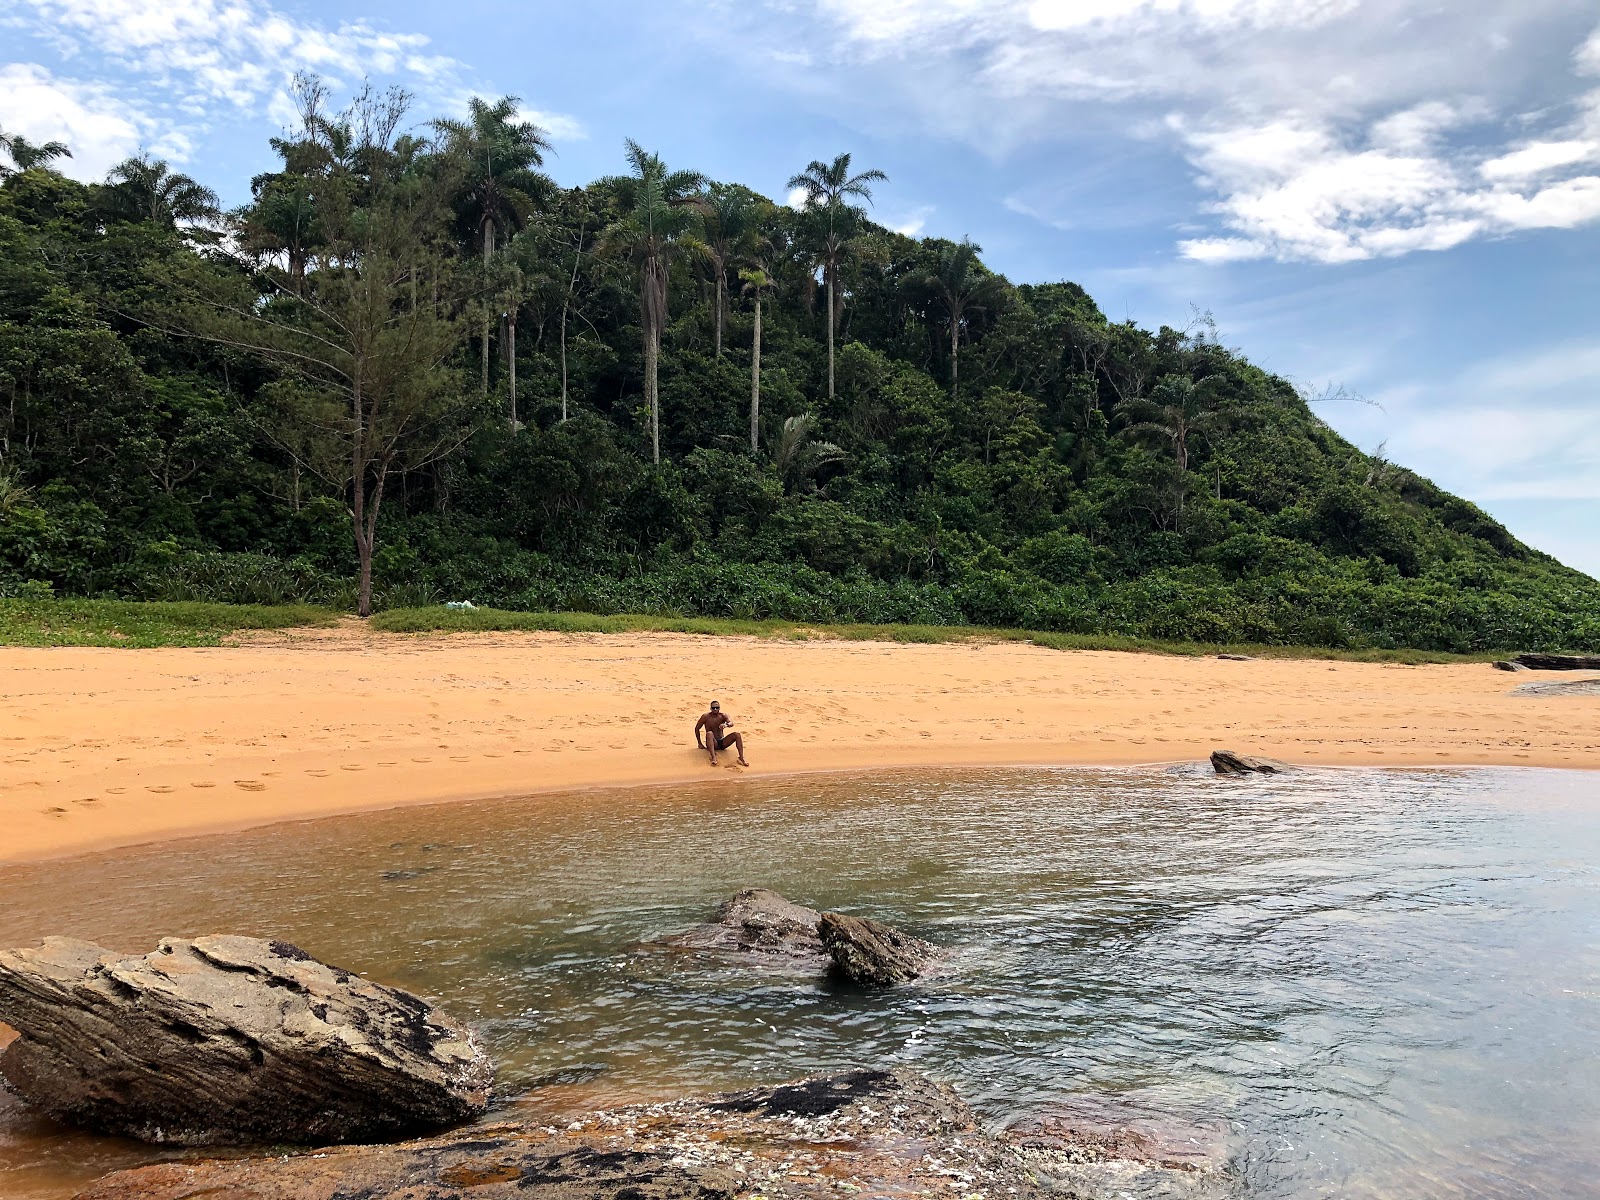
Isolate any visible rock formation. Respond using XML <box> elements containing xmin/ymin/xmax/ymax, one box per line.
<box><xmin>71</xmin><ymin>1067</ymin><xmax>1225</xmax><ymax>1200</ymax></box>
<box><xmin>653</xmin><ymin>888</ymin><xmax>828</xmax><ymax>967</ymax></box>
<box><xmin>0</xmin><ymin>935</ymin><xmax>491</xmax><ymax>1146</ymax></box>
<box><xmin>1512</xmin><ymin>653</ymin><xmax>1600</xmax><ymax>670</ymax></box>
<box><xmin>1209</xmin><ymin>750</ymin><xmax>1285</xmax><ymax>774</ymax></box>
<box><xmin>817</xmin><ymin>912</ymin><xmax>941</xmax><ymax>986</ymax></box>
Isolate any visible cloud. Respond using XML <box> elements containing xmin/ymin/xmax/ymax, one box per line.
<box><xmin>4</xmin><ymin>0</ymin><xmax>583</xmax><ymax>184</ymax></box>
<box><xmin>887</xmin><ymin>204</ymin><xmax>935</xmax><ymax>236</ymax></box>
<box><xmin>781</xmin><ymin>1</ymin><xmax>1600</xmax><ymax>263</ymax></box>
<box><xmin>0</xmin><ymin>63</ymin><xmax>148</xmax><ymax>177</ymax></box>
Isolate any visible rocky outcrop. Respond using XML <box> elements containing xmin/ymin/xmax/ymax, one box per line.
<box><xmin>817</xmin><ymin>912</ymin><xmax>941</xmax><ymax>986</ymax></box>
<box><xmin>1491</xmin><ymin>660</ymin><xmax>1527</xmax><ymax>672</ymax></box>
<box><xmin>1515</xmin><ymin>678</ymin><xmax>1600</xmax><ymax>697</ymax></box>
<box><xmin>653</xmin><ymin>889</ymin><xmax>827</xmax><ymax>967</ymax></box>
<box><xmin>1513</xmin><ymin>653</ymin><xmax>1600</xmax><ymax>670</ymax></box>
<box><xmin>1210</xmin><ymin>750</ymin><xmax>1285</xmax><ymax>774</ymax></box>
<box><xmin>1215</xmin><ymin>653</ymin><xmax>1257</xmax><ymax>661</ymax></box>
<box><xmin>0</xmin><ymin>935</ymin><xmax>490</xmax><ymax>1146</ymax></box>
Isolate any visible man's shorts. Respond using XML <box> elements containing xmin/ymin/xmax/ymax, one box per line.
<box><xmin>711</xmin><ymin>731</ymin><xmax>736</xmax><ymax>750</ymax></box>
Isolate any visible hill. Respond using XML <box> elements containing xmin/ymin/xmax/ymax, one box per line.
<box><xmin>1</xmin><ymin>91</ymin><xmax>1596</xmax><ymax>653</ymax></box>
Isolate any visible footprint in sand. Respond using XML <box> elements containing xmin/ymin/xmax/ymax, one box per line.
<box><xmin>106</xmin><ymin>787</ymin><xmax>127</xmax><ymax>795</ymax></box>
<box><xmin>146</xmin><ymin>785</ymin><xmax>175</xmax><ymax>794</ymax></box>
<box><xmin>411</xmin><ymin>757</ymin><xmax>433</xmax><ymax>763</ymax></box>
<box><xmin>190</xmin><ymin>781</ymin><xmax>216</xmax><ymax>789</ymax></box>
<box><xmin>378</xmin><ymin>761</ymin><xmax>398</xmax><ymax>766</ymax></box>
<box><xmin>73</xmin><ymin>797</ymin><xmax>99</xmax><ymax>806</ymax></box>
<box><xmin>43</xmin><ymin>806</ymin><xmax>67</xmax><ymax>816</ymax></box>
<box><xmin>234</xmin><ymin>780</ymin><xmax>267</xmax><ymax>791</ymax></box>
<box><xmin>450</xmin><ymin>755</ymin><xmax>470</xmax><ymax>762</ymax></box>
<box><xmin>306</xmin><ymin>769</ymin><xmax>330</xmax><ymax>778</ymax></box>
<box><xmin>340</xmin><ymin>764</ymin><xmax>366</xmax><ymax>772</ymax></box>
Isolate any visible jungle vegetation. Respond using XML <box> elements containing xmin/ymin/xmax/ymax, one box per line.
<box><xmin>2</xmin><ymin>81</ymin><xmax>1596</xmax><ymax>652</ymax></box>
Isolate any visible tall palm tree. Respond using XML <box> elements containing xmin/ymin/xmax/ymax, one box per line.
<box><xmin>698</xmin><ymin>185</ymin><xmax>758</xmax><ymax>357</ymax></box>
<box><xmin>432</xmin><ymin>96</ymin><xmax>553</xmax><ymax>395</ymax></box>
<box><xmin>0</xmin><ymin>130</ymin><xmax>71</xmax><ymax>178</ymax></box>
<box><xmin>105</xmin><ymin>154</ymin><xmax>221</xmax><ymax>226</ymax></box>
<box><xmin>914</xmin><ymin>237</ymin><xmax>1009</xmax><ymax>400</ymax></box>
<box><xmin>739</xmin><ymin>265</ymin><xmax>778</xmax><ymax>452</ymax></box>
<box><xmin>599</xmin><ymin>140</ymin><xmax>706</xmax><ymax>464</ymax></box>
<box><xmin>787</xmin><ymin>153</ymin><xmax>887</xmax><ymax>403</ymax></box>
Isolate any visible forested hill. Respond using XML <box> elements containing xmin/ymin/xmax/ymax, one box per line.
<box><xmin>1</xmin><ymin>90</ymin><xmax>1596</xmax><ymax>653</ymax></box>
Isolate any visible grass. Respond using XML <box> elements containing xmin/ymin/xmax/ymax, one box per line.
<box><xmin>0</xmin><ymin>598</ymin><xmax>338</xmax><ymax>648</ymax></box>
<box><xmin>369</xmin><ymin>605</ymin><xmax>1510</xmax><ymax>665</ymax></box>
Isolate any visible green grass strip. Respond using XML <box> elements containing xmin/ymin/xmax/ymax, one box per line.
<box><xmin>369</xmin><ymin>606</ymin><xmax>1509</xmax><ymax>664</ymax></box>
<box><xmin>0</xmin><ymin>599</ymin><xmax>338</xmax><ymax>648</ymax></box>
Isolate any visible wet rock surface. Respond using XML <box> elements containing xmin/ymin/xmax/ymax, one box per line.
<box><xmin>1515</xmin><ymin>678</ymin><xmax>1600</xmax><ymax>696</ymax></box>
<box><xmin>651</xmin><ymin>888</ymin><xmax>828</xmax><ymax>967</ymax></box>
<box><xmin>818</xmin><ymin>912</ymin><xmax>942</xmax><ymax>986</ymax></box>
<box><xmin>1209</xmin><ymin>750</ymin><xmax>1285</xmax><ymax>775</ymax></box>
<box><xmin>0</xmin><ymin>935</ymin><xmax>490</xmax><ymax>1147</ymax></box>
<box><xmin>72</xmin><ymin>1067</ymin><xmax>1225</xmax><ymax>1200</ymax></box>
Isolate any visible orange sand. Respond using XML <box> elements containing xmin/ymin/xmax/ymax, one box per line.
<box><xmin>3</xmin><ymin>627</ymin><xmax>1596</xmax><ymax>863</ymax></box>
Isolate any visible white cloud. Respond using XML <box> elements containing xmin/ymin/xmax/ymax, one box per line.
<box><xmin>887</xmin><ymin>204</ymin><xmax>935</xmax><ymax>236</ymax></box>
<box><xmin>0</xmin><ymin>63</ymin><xmax>148</xmax><ymax>178</ymax></box>
<box><xmin>787</xmin><ymin>1</ymin><xmax>1600</xmax><ymax>264</ymax></box>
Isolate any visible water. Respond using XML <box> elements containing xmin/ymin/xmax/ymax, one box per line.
<box><xmin>0</xmin><ymin>766</ymin><xmax>1596</xmax><ymax>1198</ymax></box>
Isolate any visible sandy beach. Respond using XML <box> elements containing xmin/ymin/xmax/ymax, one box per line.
<box><xmin>3</xmin><ymin>627</ymin><xmax>1596</xmax><ymax>863</ymax></box>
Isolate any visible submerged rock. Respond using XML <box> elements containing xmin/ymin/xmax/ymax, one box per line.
<box><xmin>1209</xmin><ymin>750</ymin><xmax>1286</xmax><ymax>775</ymax></box>
<box><xmin>817</xmin><ymin>911</ymin><xmax>941</xmax><ymax>985</ymax></box>
<box><xmin>653</xmin><ymin>888</ymin><xmax>827</xmax><ymax>966</ymax></box>
<box><xmin>75</xmin><ymin>1066</ymin><xmax>1219</xmax><ymax>1200</ymax></box>
<box><xmin>1513</xmin><ymin>653</ymin><xmax>1600</xmax><ymax>670</ymax></box>
<box><xmin>0</xmin><ymin>935</ymin><xmax>490</xmax><ymax>1146</ymax></box>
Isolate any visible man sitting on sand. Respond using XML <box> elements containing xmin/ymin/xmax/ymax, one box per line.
<box><xmin>695</xmin><ymin>701</ymin><xmax>748</xmax><ymax>767</ymax></box>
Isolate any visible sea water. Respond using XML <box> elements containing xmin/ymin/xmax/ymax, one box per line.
<box><xmin>0</xmin><ymin>765</ymin><xmax>1596</xmax><ymax>1198</ymax></box>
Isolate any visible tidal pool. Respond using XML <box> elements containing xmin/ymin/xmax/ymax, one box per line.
<box><xmin>0</xmin><ymin>765</ymin><xmax>1596</xmax><ymax>1198</ymax></box>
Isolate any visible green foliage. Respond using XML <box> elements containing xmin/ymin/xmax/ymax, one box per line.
<box><xmin>0</xmin><ymin>598</ymin><xmax>335</xmax><ymax>647</ymax></box>
<box><xmin>2</xmin><ymin>99</ymin><xmax>1597</xmax><ymax>654</ymax></box>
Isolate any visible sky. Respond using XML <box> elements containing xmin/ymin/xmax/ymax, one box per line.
<box><xmin>4</xmin><ymin>0</ymin><xmax>1599</xmax><ymax>577</ymax></box>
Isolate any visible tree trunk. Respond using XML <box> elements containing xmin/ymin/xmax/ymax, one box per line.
<box><xmin>714</xmin><ymin>273</ymin><xmax>724</xmax><ymax>358</ymax></box>
<box><xmin>646</xmin><ymin>327</ymin><xmax>660</xmax><ymax>464</ymax></box>
<box><xmin>508</xmin><ymin>314</ymin><xmax>518</xmax><ymax>430</ymax></box>
<box><xmin>561</xmin><ymin>219</ymin><xmax>584</xmax><ymax>423</ymax></box>
<box><xmin>481</xmin><ymin>324</ymin><xmax>490</xmax><ymax>397</ymax></box>
<box><xmin>481</xmin><ymin>220</ymin><xmax>496</xmax><ymax>397</ymax></box>
<box><xmin>750</xmin><ymin>294</ymin><xmax>762</xmax><ymax>453</ymax></box>
<box><xmin>825</xmin><ymin>267</ymin><xmax>836</xmax><ymax>402</ymax></box>
<box><xmin>950</xmin><ymin>310</ymin><xmax>960</xmax><ymax>400</ymax></box>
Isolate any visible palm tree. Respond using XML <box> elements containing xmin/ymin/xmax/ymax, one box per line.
<box><xmin>105</xmin><ymin>154</ymin><xmax>221</xmax><ymax>226</ymax></box>
<box><xmin>771</xmin><ymin>413</ymin><xmax>846</xmax><ymax>492</ymax></box>
<box><xmin>0</xmin><ymin>130</ymin><xmax>71</xmax><ymax>178</ymax></box>
<box><xmin>698</xmin><ymin>185</ymin><xmax>758</xmax><ymax>357</ymax></box>
<box><xmin>1118</xmin><ymin>376</ymin><xmax>1234</xmax><ymax>517</ymax></box>
<box><xmin>599</xmin><ymin>140</ymin><xmax>706</xmax><ymax>464</ymax></box>
<box><xmin>432</xmin><ymin>97</ymin><xmax>553</xmax><ymax>395</ymax></box>
<box><xmin>787</xmin><ymin>153</ymin><xmax>887</xmax><ymax>402</ymax></box>
<box><xmin>914</xmin><ymin>237</ymin><xmax>1009</xmax><ymax>400</ymax></box>
<box><xmin>739</xmin><ymin>265</ymin><xmax>778</xmax><ymax>452</ymax></box>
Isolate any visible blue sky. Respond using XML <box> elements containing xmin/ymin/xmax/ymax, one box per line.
<box><xmin>4</xmin><ymin>0</ymin><xmax>1599</xmax><ymax>576</ymax></box>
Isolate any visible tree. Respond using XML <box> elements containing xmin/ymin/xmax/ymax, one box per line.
<box><xmin>145</xmin><ymin>98</ymin><xmax>473</xmax><ymax>617</ymax></box>
<box><xmin>599</xmin><ymin>140</ymin><xmax>705</xmax><ymax>464</ymax></box>
<box><xmin>739</xmin><ymin>265</ymin><xmax>778</xmax><ymax>452</ymax></box>
<box><xmin>432</xmin><ymin>96</ymin><xmax>553</xmax><ymax>396</ymax></box>
<box><xmin>914</xmin><ymin>237</ymin><xmax>1008</xmax><ymax>400</ymax></box>
<box><xmin>698</xmin><ymin>184</ymin><xmax>758</xmax><ymax>357</ymax></box>
<box><xmin>787</xmin><ymin>153</ymin><xmax>887</xmax><ymax>403</ymax></box>
<box><xmin>104</xmin><ymin>154</ymin><xmax>221</xmax><ymax>227</ymax></box>
<box><xmin>770</xmin><ymin>412</ymin><xmax>846</xmax><ymax>493</ymax></box>
<box><xmin>0</xmin><ymin>131</ymin><xmax>71</xmax><ymax>178</ymax></box>
<box><xmin>1117</xmin><ymin>376</ymin><xmax>1233</xmax><ymax>518</ymax></box>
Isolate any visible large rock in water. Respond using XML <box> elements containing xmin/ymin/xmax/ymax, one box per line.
<box><xmin>0</xmin><ymin>935</ymin><xmax>491</xmax><ymax>1146</ymax></box>
<box><xmin>655</xmin><ymin>888</ymin><xmax>827</xmax><ymax>966</ymax></box>
<box><xmin>817</xmin><ymin>912</ymin><xmax>941</xmax><ymax>985</ymax></box>
<box><xmin>71</xmin><ymin>1067</ymin><xmax>1225</xmax><ymax>1200</ymax></box>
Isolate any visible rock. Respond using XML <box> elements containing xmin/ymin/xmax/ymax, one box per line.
<box><xmin>78</xmin><ymin>1068</ymin><xmax>1139</xmax><ymax>1200</ymax></box>
<box><xmin>817</xmin><ymin>912</ymin><xmax>941</xmax><ymax>986</ymax></box>
<box><xmin>1515</xmin><ymin>678</ymin><xmax>1600</xmax><ymax>697</ymax></box>
<box><xmin>1209</xmin><ymin>750</ymin><xmax>1285</xmax><ymax>774</ymax></box>
<box><xmin>653</xmin><ymin>888</ymin><xmax>827</xmax><ymax>966</ymax></box>
<box><xmin>0</xmin><ymin>935</ymin><xmax>491</xmax><ymax>1146</ymax></box>
<box><xmin>1491</xmin><ymin>660</ymin><xmax>1527</xmax><ymax>672</ymax></box>
<box><xmin>1216</xmin><ymin>653</ymin><xmax>1257</xmax><ymax>661</ymax></box>
<box><xmin>1513</xmin><ymin>653</ymin><xmax>1600</xmax><ymax>671</ymax></box>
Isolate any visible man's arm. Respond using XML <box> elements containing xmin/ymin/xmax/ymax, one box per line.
<box><xmin>694</xmin><ymin>714</ymin><xmax>706</xmax><ymax>746</ymax></box>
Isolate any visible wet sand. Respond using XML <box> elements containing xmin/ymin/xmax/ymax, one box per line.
<box><xmin>3</xmin><ymin>627</ymin><xmax>1596</xmax><ymax>863</ymax></box>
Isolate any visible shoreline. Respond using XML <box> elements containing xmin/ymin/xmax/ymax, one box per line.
<box><xmin>4</xmin><ymin>628</ymin><xmax>1597</xmax><ymax>865</ymax></box>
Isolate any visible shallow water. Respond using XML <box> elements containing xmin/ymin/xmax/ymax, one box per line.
<box><xmin>1</xmin><ymin>765</ymin><xmax>1597</xmax><ymax>1198</ymax></box>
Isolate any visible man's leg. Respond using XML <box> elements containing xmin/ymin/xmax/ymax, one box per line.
<box><xmin>707</xmin><ymin>731</ymin><xmax>719</xmax><ymax>765</ymax></box>
<box><xmin>729</xmin><ymin>731</ymin><xmax>748</xmax><ymax>766</ymax></box>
